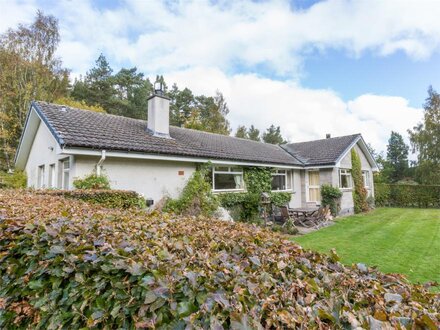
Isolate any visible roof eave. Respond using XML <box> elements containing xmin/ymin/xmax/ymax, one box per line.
<box><xmin>61</xmin><ymin>146</ymin><xmax>304</xmax><ymax>169</ymax></box>
<box><xmin>14</xmin><ymin>102</ymin><xmax>64</xmax><ymax>170</ymax></box>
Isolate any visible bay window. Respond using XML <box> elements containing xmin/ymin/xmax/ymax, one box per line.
<box><xmin>339</xmin><ymin>169</ymin><xmax>352</xmax><ymax>189</ymax></box>
<box><xmin>212</xmin><ymin>166</ymin><xmax>244</xmax><ymax>191</ymax></box>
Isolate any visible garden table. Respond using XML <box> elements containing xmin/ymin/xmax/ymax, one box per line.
<box><xmin>289</xmin><ymin>207</ymin><xmax>321</xmax><ymax>228</ymax></box>
<box><xmin>289</xmin><ymin>207</ymin><xmax>319</xmax><ymax>218</ymax></box>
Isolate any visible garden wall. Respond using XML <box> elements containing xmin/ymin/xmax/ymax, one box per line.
<box><xmin>375</xmin><ymin>183</ymin><xmax>440</xmax><ymax>208</ymax></box>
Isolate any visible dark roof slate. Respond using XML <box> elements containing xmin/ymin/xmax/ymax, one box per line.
<box><xmin>281</xmin><ymin>134</ymin><xmax>361</xmax><ymax>166</ymax></box>
<box><xmin>34</xmin><ymin>101</ymin><xmax>303</xmax><ymax>166</ymax></box>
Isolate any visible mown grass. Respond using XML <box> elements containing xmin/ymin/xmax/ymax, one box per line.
<box><xmin>293</xmin><ymin>208</ymin><xmax>440</xmax><ymax>285</ymax></box>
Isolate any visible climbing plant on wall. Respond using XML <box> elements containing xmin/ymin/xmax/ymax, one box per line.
<box><xmin>218</xmin><ymin>167</ymin><xmax>291</xmax><ymax>220</ymax></box>
<box><xmin>351</xmin><ymin>149</ymin><xmax>369</xmax><ymax>213</ymax></box>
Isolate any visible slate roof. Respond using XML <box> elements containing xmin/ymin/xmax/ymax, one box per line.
<box><xmin>281</xmin><ymin>134</ymin><xmax>361</xmax><ymax>166</ymax></box>
<box><xmin>33</xmin><ymin>101</ymin><xmax>303</xmax><ymax>166</ymax></box>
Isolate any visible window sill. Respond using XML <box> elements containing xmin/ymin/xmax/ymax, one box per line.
<box><xmin>212</xmin><ymin>189</ymin><xmax>246</xmax><ymax>194</ymax></box>
<box><xmin>271</xmin><ymin>190</ymin><xmax>294</xmax><ymax>193</ymax></box>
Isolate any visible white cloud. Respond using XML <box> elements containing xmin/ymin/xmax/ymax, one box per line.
<box><xmin>0</xmin><ymin>0</ymin><xmax>429</xmax><ymax>151</ymax></box>
<box><xmin>3</xmin><ymin>0</ymin><xmax>440</xmax><ymax>77</ymax></box>
<box><xmin>166</xmin><ymin>67</ymin><xmax>423</xmax><ymax>153</ymax></box>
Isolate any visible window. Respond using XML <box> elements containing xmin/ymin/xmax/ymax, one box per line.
<box><xmin>48</xmin><ymin>164</ymin><xmax>56</xmax><ymax>188</ymax></box>
<box><xmin>271</xmin><ymin>169</ymin><xmax>292</xmax><ymax>191</ymax></box>
<box><xmin>362</xmin><ymin>170</ymin><xmax>370</xmax><ymax>188</ymax></box>
<box><xmin>339</xmin><ymin>169</ymin><xmax>352</xmax><ymax>189</ymax></box>
<box><xmin>60</xmin><ymin>158</ymin><xmax>70</xmax><ymax>189</ymax></box>
<box><xmin>212</xmin><ymin>166</ymin><xmax>244</xmax><ymax>191</ymax></box>
<box><xmin>37</xmin><ymin>165</ymin><xmax>45</xmax><ymax>188</ymax></box>
<box><xmin>308</xmin><ymin>170</ymin><xmax>321</xmax><ymax>202</ymax></box>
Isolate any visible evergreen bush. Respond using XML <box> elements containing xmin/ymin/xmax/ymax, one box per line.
<box><xmin>73</xmin><ymin>173</ymin><xmax>111</xmax><ymax>190</ymax></box>
<box><xmin>37</xmin><ymin>190</ymin><xmax>146</xmax><ymax>209</ymax></box>
<box><xmin>163</xmin><ymin>165</ymin><xmax>219</xmax><ymax>217</ymax></box>
<box><xmin>0</xmin><ymin>170</ymin><xmax>27</xmax><ymax>188</ymax></box>
<box><xmin>320</xmin><ymin>184</ymin><xmax>342</xmax><ymax>216</ymax></box>
<box><xmin>217</xmin><ymin>167</ymin><xmax>292</xmax><ymax>221</ymax></box>
<box><xmin>375</xmin><ymin>183</ymin><xmax>440</xmax><ymax>208</ymax></box>
<box><xmin>351</xmin><ymin>149</ymin><xmax>369</xmax><ymax>213</ymax></box>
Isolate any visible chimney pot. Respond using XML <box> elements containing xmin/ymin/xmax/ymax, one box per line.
<box><xmin>326</xmin><ymin>133</ymin><xmax>331</xmax><ymax>139</ymax></box>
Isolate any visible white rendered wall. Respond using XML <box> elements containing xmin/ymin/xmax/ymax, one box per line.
<box><xmin>24</xmin><ymin>122</ymin><xmax>72</xmax><ymax>188</ymax></box>
<box><xmin>74</xmin><ymin>156</ymin><xmax>196</xmax><ymax>203</ymax></box>
<box><xmin>289</xmin><ymin>170</ymin><xmax>302</xmax><ymax>207</ymax></box>
<box><xmin>337</xmin><ymin>143</ymin><xmax>375</xmax><ymax>215</ymax></box>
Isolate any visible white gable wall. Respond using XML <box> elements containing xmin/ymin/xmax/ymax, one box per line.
<box><xmin>24</xmin><ymin>122</ymin><xmax>71</xmax><ymax>188</ymax></box>
<box><xmin>74</xmin><ymin>156</ymin><xmax>197</xmax><ymax>203</ymax></box>
<box><xmin>336</xmin><ymin>142</ymin><xmax>375</xmax><ymax>215</ymax></box>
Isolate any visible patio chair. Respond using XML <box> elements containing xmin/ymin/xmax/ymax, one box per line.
<box><xmin>278</xmin><ymin>206</ymin><xmax>292</xmax><ymax>224</ymax></box>
<box><xmin>312</xmin><ymin>205</ymin><xmax>331</xmax><ymax>228</ymax></box>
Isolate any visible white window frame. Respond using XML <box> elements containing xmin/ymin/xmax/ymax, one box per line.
<box><xmin>306</xmin><ymin>170</ymin><xmax>321</xmax><ymax>202</ymax></box>
<box><xmin>48</xmin><ymin>163</ymin><xmax>56</xmax><ymax>188</ymax></box>
<box><xmin>271</xmin><ymin>169</ymin><xmax>292</xmax><ymax>192</ymax></box>
<box><xmin>60</xmin><ymin>158</ymin><xmax>70</xmax><ymax>190</ymax></box>
<box><xmin>362</xmin><ymin>170</ymin><xmax>370</xmax><ymax>188</ymax></box>
<box><xmin>339</xmin><ymin>169</ymin><xmax>352</xmax><ymax>190</ymax></box>
<box><xmin>37</xmin><ymin>165</ymin><xmax>45</xmax><ymax>189</ymax></box>
<box><xmin>212</xmin><ymin>166</ymin><xmax>245</xmax><ymax>192</ymax></box>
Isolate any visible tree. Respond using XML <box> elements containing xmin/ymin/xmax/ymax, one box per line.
<box><xmin>186</xmin><ymin>91</ymin><xmax>231</xmax><ymax>135</ymax></box>
<box><xmin>72</xmin><ymin>59</ymin><xmax>153</xmax><ymax>120</ymax></box>
<box><xmin>169</xmin><ymin>85</ymin><xmax>195</xmax><ymax>126</ymax></box>
<box><xmin>409</xmin><ymin>86</ymin><xmax>440</xmax><ymax>184</ymax></box>
<box><xmin>0</xmin><ymin>11</ymin><xmax>69</xmax><ymax>171</ymax></box>
<box><xmin>386</xmin><ymin>131</ymin><xmax>409</xmax><ymax>182</ymax></box>
<box><xmin>72</xmin><ymin>53</ymin><xmax>115</xmax><ymax>111</ymax></box>
<box><xmin>235</xmin><ymin>125</ymin><xmax>247</xmax><ymax>139</ymax></box>
<box><xmin>248</xmin><ymin>125</ymin><xmax>261</xmax><ymax>141</ymax></box>
<box><xmin>351</xmin><ymin>149</ymin><xmax>368</xmax><ymax>213</ymax></box>
<box><xmin>113</xmin><ymin>67</ymin><xmax>152</xmax><ymax>119</ymax></box>
<box><xmin>262</xmin><ymin>125</ymin><xmax>286</xmax><ymax>144</ymax></box>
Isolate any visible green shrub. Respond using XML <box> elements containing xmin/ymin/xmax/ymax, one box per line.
<box><xmin>218</xmin><ymin>167</ymin><xmax>292</xmax><ymax>221</ymax></box>
<box><xmin>351</xmin><ymin>149</ymin><xmax>369</xmax><ymax>213</ymax></box>
<box><xmin>375</xmin><ymin>183</ymin><xmax>440</xmax><ymax>208</ymax></box>
<box><xmin>37</xmin><ymin>190</ymin><xmax>146</xmax><ymax>209</ymax></box>
<box><xmin>0</xmin><ymin>170</ymin><xmax>27</xmax><ymax>188</ymax></box>
<box><xmin>1</xmin><ymin>190</ymin><xmax>438</xmax><ymax>329</ymax></box>
<box><xmin>218</xmin><ymin>191</ymin><xmax>291</xmax><ymax>221</ymax></box>
<box><xmin>164</xmin><ymin>165</ymin><xmax>219</xmax><ymax>217</ymax></box>
<box><xmin>269</xmin><ymin>192</ymin><xmax>292</xmax><ymax>207</ymax></box>
<box><xmin>73</xmin><ymin>173</ymin><xmax>111</xmax><ymax>190</ymax></box>
<box><xmin>320</xmin><ymin>184</ymin><xmax>342</xmax><ymax>216</ymax></box>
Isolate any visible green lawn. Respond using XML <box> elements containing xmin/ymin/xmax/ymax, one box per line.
<box><xmin>292</xmin><ymin>208</ymin><xmax>440</xmax><ymax>285</ymax></box>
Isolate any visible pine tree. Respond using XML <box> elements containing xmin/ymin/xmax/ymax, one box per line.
<box><xmin>235</xmin><ymin>125</ymin><xmax>247</xmax><ymax>138</ymax></box>
<box><xmin>386</xmin><ymin>131</ymin><xmax>409</xmax><ymax>182</ymax></box>
<box><xmin>84</xmin><ymin>54</ymin><xmax>115</xmax><ymax>110</ymax></box>
<box><xmin>248</xmin><ymin>125</ymin><xmax>261</xmax><ymax>141</ymax></box>
<box><xmin>262</xmin><ymin>125</ymin><xmax>286</xmax><ymax>144</ymax></box>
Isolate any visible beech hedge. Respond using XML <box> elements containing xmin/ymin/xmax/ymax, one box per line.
<box><xmin>36</xmin><ymin>189</ymin><xmax>146</xmax><ymax>209</ymax></box>
<box><xmin>0</xmin><ymin>191</ymin><xmax>439</xmax><ymax>329</ymax></box>
<box><xmin>375</xmin><ymin>183</ymin><xmax>440</xmax><ymax>208</ymax></box>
